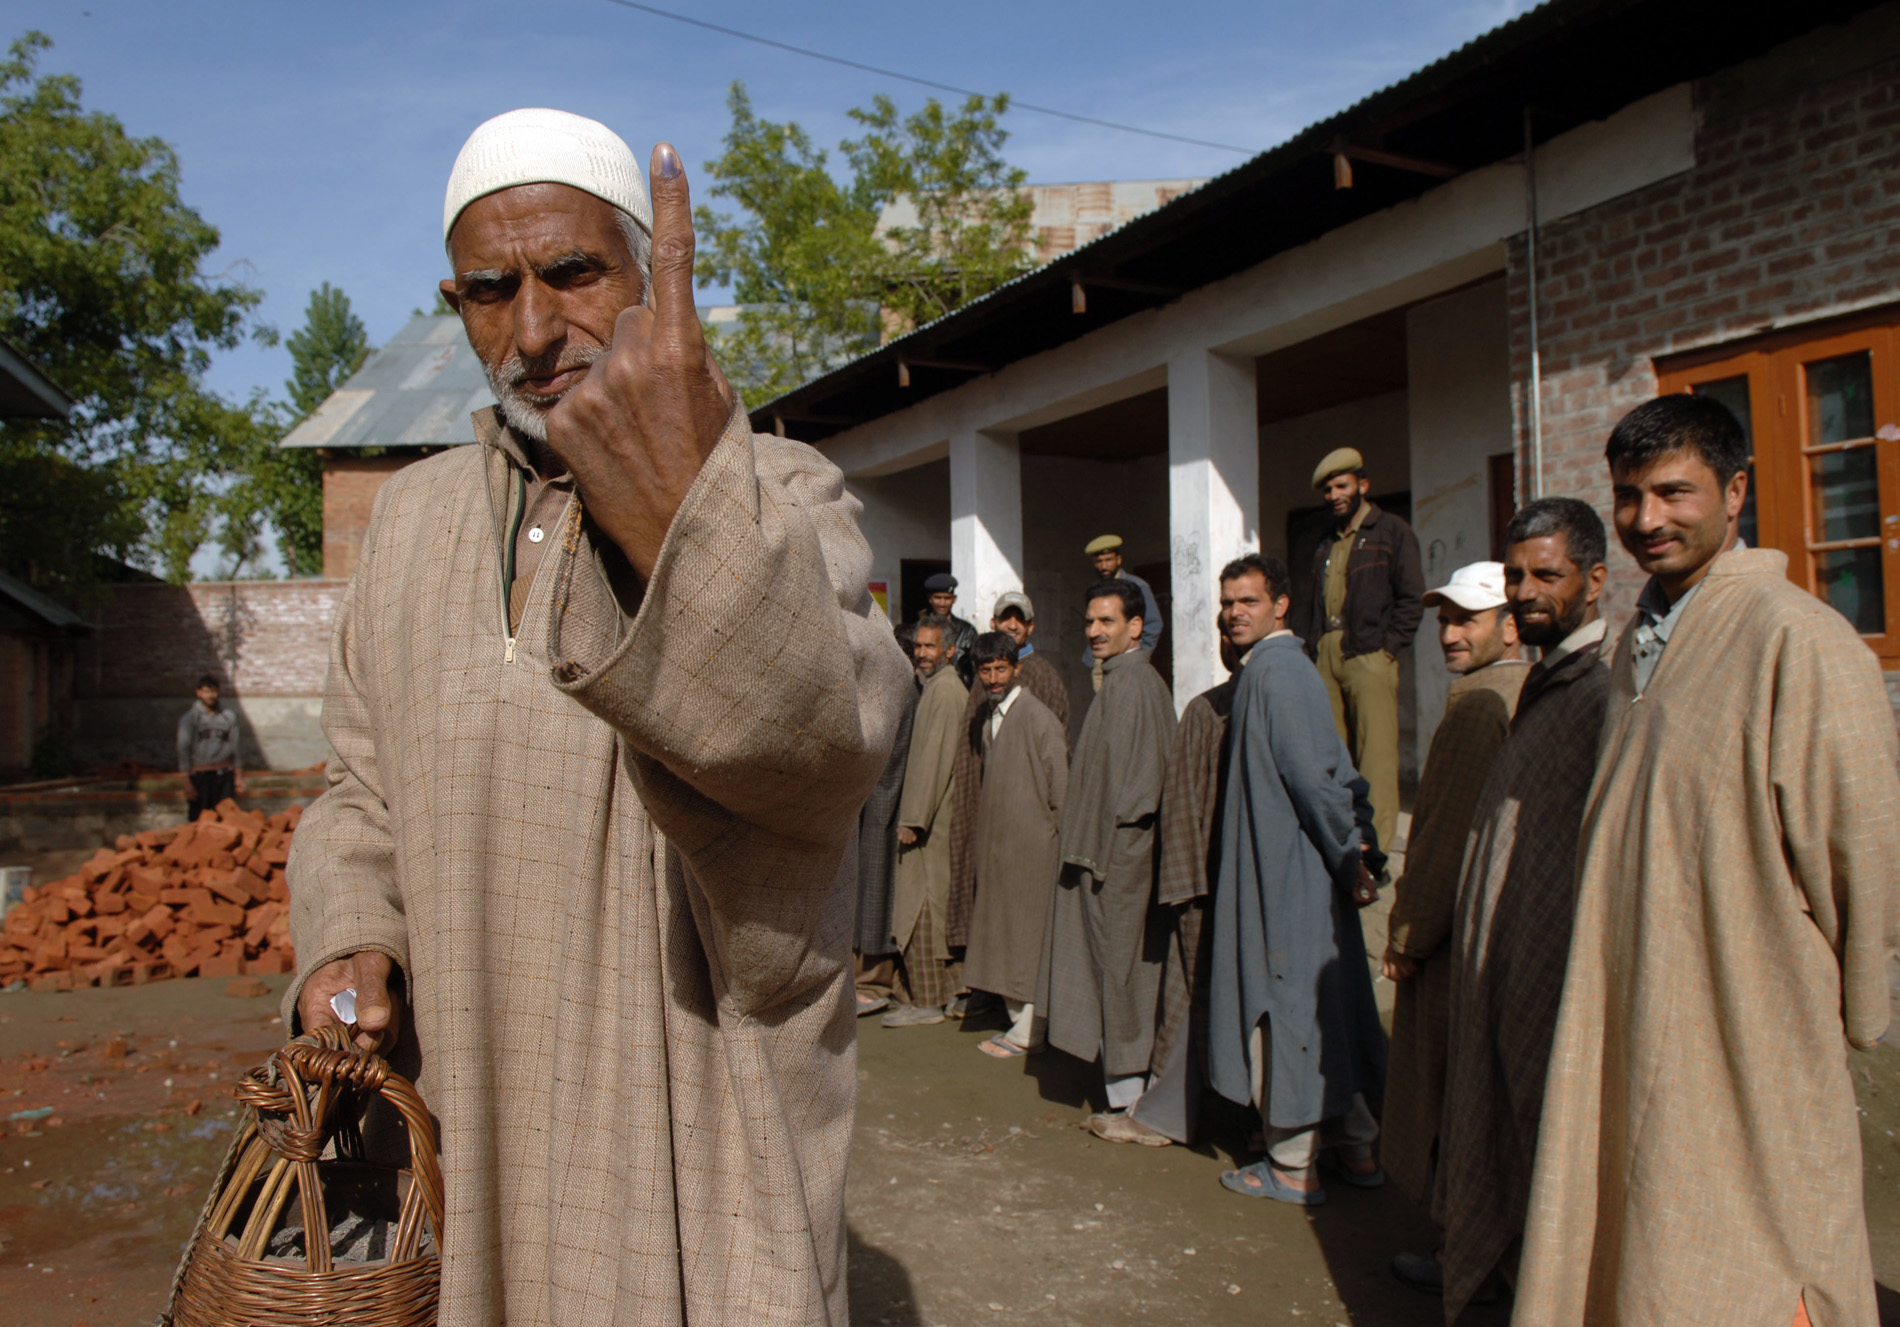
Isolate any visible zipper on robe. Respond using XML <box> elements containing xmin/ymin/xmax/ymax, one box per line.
<box><xmin>482</xmin><ymin>446</ymin><xmax>526</xmax><ymax>663</ymax></box>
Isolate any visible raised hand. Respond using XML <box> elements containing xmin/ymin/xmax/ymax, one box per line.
<box><xmin>545</xmin><ymin>142</ymin><xmax>736</xmax><ymax>581</ymax></box>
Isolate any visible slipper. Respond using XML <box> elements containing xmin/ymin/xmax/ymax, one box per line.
<box><xmin>855</xmin><ymin>994</ymin><xmax>890</xmax><ymax>1017</ymax></box>
<box><xmin>1220</xmin><ymin>1160</ymin><xmax>1327</xmax><ymax>1206</ymax></box>
<box><xmin>1319</xmin><ymin>1151</ymin><xmax>1385</xmax><ymax>1189</ymax></box>
<box><xmin>977</xmin><ymin>1033</ymin><xmax>1037</xmax><ymax>1059</ymax></box>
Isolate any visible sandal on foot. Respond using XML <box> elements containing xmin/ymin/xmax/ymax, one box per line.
<box><xmin>855</xmin><ymin>993</ymin><xmax>890</xmax><ymax>1017</ymax></box>
<box><xmin>977</xmin><ymin>1032</ymin><xmax>1038</xmax><ymax>1058</ymax></box>
<box><xmin>1319</xmin><ymin>1151</ymin><xmax>1385</xmax><ymax>1188</ymax></box>
<box><xmin>1220</xmin><ymin>1160</ymin><xmax>1326</xmax><ymax>1205</ymax></box>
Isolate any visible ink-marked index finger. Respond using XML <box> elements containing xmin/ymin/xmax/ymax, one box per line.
<box><xmin>648</xmin><ymin>141</ymin><xmax>700</xmax><ymax>344</ymax></box>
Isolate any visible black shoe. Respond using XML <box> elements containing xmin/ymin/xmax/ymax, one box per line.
<box><xmin>1391</xmin><ymin>1251</ymin><xmax>1443</xmax><ymax>1294</ymax></box>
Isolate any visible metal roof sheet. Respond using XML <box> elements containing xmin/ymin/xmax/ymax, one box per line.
<box><xmin>280</xmin><ymin>314</ymin><xmax>493</xmax><ymax>450</ymax></box>
<box><xmin>0</xmin><ymin>570</ymin><xmax>90</xmax><ymax>633</ymax></box>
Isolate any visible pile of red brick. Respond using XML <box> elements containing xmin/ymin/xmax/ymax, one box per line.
<box><xmin>1</xmin><ymin>801</ymin><xmax>300</xmax><ymax>991</ymax></box>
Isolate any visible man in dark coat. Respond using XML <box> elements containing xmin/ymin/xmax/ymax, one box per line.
<box><xmin>1431</xmin><ymin>497</ymin><xmax>1612</xmax><ymax>1318</ymax></box>
<box><xmin>855</xmin><ymin>626</ymin><xmax>920</xmax><ymax>1017</ymax></box>
<box><xmin>1212</xmin><ymin>559</ymin><xmax>1386</xmax><ymax>1206</ymax></box>
<box><xmin>1040</xmin><ymin>579</ymin><xmax>1176</xmax><ymax>1128</ymax></box>
<box><xmin>924</xmin><ymin>572</ymin><xmax>979</xmax><ymax>687</ymax></box>
<box><xmin>947</xmin><ymin>591</ymin><xmax>1071</xmax><ymax>964</ymax></box>
<box><xmin>1291</xmin><ymin>447</ymin><xmax>1423</xmax><ymax>854</ymax></box>
<box><xmin>962</xmin><ymin>632</ymin><xmax>1068</xmax><ymax>1057</ymax></box>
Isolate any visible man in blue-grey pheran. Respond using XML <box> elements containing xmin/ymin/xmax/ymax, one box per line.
<box><xmin>1209</xmin><ymin>553</ymin><xmax>1387</xmax><ymax>1206</ymax></box>
<box><xmin>1079</xmin><ymin>536</ymin><xmax>1161</xmax><ymax>684</ymax></box>
<box><xmin>176</xmin><ymin>672</ymin><xmax>244</xmax><ymax>821</ymax></box>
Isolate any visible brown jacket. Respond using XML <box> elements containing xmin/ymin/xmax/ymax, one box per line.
<box><xmin>284</xmin><ymin>408</ymin><xmax>911</xmax><ymax>1326</ymax></box>
<box><xmin>1293</xmin><ymin>501</ymin><xmax>1424</xmax><ymax>660</ymax></box>
<box><xmin>1516</xmin><ymin>548</ymin><xmax>1900</xmax><ymax>1327</ymax></box>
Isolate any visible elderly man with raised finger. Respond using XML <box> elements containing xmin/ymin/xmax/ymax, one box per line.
<box><xmin>282</xmin><ymin>109</ymin><xmax>910</xmax><ymax>1326</ymax></box>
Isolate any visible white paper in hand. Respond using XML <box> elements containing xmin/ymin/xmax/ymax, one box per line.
<box><xmin>330</xmin><ymin>987</ymin><xmax>358</xmax><ymax>1025</ymax></box>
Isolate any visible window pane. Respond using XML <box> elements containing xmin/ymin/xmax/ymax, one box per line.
<box><xmin>1805</xmin><ymin>351</ymin><xmax>1876</xmax><ymax>445</ymax></box>
<box><xmin>1815</xmin><ymin>547</ymin><xmax>1886</xmax><ymax>635</ymax></box>
<box><xmin>1809</xmin><ymin>446</ymin><xmax>1881</xmax><ymax>542</ymax></box>
<box><xmin>1693</xmin><ymin>376</ymin><xmax>1757</xmax><ymax>546</ymax></box>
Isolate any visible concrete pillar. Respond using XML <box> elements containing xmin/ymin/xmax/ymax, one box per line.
<box><xmin>949</xmin><ymin>427</ymin><xmax>1024</xmax><ymax>630</ymax></box>
<box><xmin>1167</xmin><ymin>349</ymin><xmax>1259</xmax><ymax>707</ymax></box>
<box><xmin>1406</xmin><ymin>278</ymin><xmax>1511</xmax><ymax>766</ymax></box>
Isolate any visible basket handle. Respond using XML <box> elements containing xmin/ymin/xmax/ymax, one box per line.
<box><xmin>226</xmin><ymin>1025</ymin><xmax>444</xmax><ymax>1270</ymax></box>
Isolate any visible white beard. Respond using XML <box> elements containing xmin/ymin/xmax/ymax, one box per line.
<box><xmin>482</xmin><ymin>342</ymin><xmax>606</xmax><ymax>443</ymax></box>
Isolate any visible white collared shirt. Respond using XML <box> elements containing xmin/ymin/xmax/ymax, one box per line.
<box><xmin>987</xmin><ymin>685</ymin><xmax>1023</xmax><ymax>743</ymax></box>
<box><xmin>1538</xmin><ymin>616</ymin><xmax>1608</xmax><ymax>668</ymax></box>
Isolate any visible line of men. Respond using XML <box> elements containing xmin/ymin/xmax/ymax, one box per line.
<box><xmin>856</xmin><ymin>396</ymin><xmax>1898</xmax><ymax>1323</ymax></box>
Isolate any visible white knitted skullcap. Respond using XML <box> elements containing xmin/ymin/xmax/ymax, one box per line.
<box><xmin>443</xmin><ymin>108</ymin><xmax>652</xmax><ymax>242</ymax></box>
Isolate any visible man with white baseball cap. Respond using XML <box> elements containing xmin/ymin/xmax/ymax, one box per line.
<box><xmin>1381</xmin><ymin>559</ymin><xmax>1528</xmax><ymax>1290</ymax></box>
<box><xmin>283</xmin><ymin>108</ymin><xmax>909</xmax><ymax>1324</ymax></box>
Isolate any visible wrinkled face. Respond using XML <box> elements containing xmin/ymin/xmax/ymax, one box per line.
<box><xmin>195</xmin><ymin>685</ymin><xmax>220</xmax><ymax>708</ymax></box>
<box><xmin>1611</xmin><ymin>449</ymin><xmax>1745</xmax><ymax>588</ymax></box>
<box><xmin>928</xmin><ymin>591</ymin><xmax>957</xmax><ymax>616</ymax></box>
<box><xmin>911</xmin><ymin>625</ymin><xmax>945</xmax><ymax>675</ymax></box>
<box><xmin>992</xmin><ymin>613</ymin><xmax>1032</xmax><ymax>647</ymax></box>
<box><xmin>977</xmin><ymin>658</ymin><xmax>1019</xmax><ymax>697</ymax></box>
<box><xmin>1436</xmin><ymin>602</ymin><xmax>1517</xmax><ymax>675</ymax></box>
<box><xmin>1091</xmin><ymin>549</ymin><xmax>1123</xmax><ymax>578</ymax></box>
<box><xmin>1219</xmin><ymin>571</ymin><xmax>1286</xmax><ymax>650</ymax></box>
<box><xmin>1322</xmin><ymin>472</ymin><xmax>1369</xmax><ymax>521</ymax></box>
<box><xmin>441</xmin><ymin>183</ymin><xmax>645</xmax><ymax>442</ymax></box>
<box><xmin>1505</xmin><ymin>534</ymin><xmax>1602</xmax><ymax>649</ymax></box>
<box><xmin>1084</xmin><ymin>594</ymin><xmax>1142</xmax><ymax>659</ymax></box>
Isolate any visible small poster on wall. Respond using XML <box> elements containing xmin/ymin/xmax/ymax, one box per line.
<box><xmin>867</xmin><ymin>580</ymin><xmax>890</xmax><ymax>621</ymax></box>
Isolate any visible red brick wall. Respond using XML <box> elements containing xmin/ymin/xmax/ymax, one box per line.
<box><xmin>77</xmin><ymin>581</ymin><xmax>343</xmax><ymax>701</ymax></box>
<box><xmin>1507</xmin><ymin>13</ymin><xmax>1900</xmax><ymax>620</ymax></box>
<box><xmin>323</xmin><ymin>455</ymin><xmax>414</xmax><ymax>580</ymax></box>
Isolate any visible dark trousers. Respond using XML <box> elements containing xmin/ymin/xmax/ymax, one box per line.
<box><xmin>187</xmin><ymin>768</ymin><xmax>236</xmax><ymax>822</ymax></box>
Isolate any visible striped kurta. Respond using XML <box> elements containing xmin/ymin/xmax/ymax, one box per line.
<box><xmin>284</xmin><ymin>407</ymin><xmax>910</xmax><ymax>1326</ymax></box>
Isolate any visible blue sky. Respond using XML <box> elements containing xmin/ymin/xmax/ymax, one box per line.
<box><xmin>10</xmin><ymin>0</ymin><xmax>1531</xmax><ymax>406</ymax></box>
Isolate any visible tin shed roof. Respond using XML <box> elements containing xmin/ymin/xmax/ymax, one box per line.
<box><xmin>280</xmin><ymin>315</ymin><xmax>494</xmax><ymax>450</ymax></box>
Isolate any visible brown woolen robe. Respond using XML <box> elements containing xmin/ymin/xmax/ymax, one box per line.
<box><xmin>1382</xmin><ymin>658</ymin><xmax>1528</xmax><ymax>1205</ymax></box>
<box><xmin>1040</xmin><ymin>647</ymin><xmax>1176</xmax><ymax>1077</ymax></box>
<box><xmin>962</xmin><ymin>688</ymin><xmax>1068</xmax><ymax>1004</ymax></box>
<box><xmin>1435</xmin><ymin>634</ymin><xmax>1608</xmax><ymax>1322</ymax></box>
<box><xmin>892</xmin><ymin>662</ymin><xmax>967</xmax><ymax>962</ymax></box>
<box><xmin>283</xmin><ymin>407</ymin><xmax>910</xmax><ymax>1326</ymax></box>
<box><xmin>1130</xmin><ymin>677</ymin><xmax>1234</xmax><ymax>1144</ymax></box>
<box><xmin>1515</xmin><ymin>549</ymin><xmax>1900</xmax><ymax>1327</ymax></box>
<box><xmin>948</xmin><ymin>650</ymin><xmax>1068</xmax><ymax>947</ymax></box>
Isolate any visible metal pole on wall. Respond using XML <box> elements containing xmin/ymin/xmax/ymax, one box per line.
<box><xmin>1524</xmin><ymin>107</ymin><xmax>1544</xmax><ymax>501</ymax></box>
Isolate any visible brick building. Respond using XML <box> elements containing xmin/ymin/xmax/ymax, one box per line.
<box><xmin>753</xmin><ymin>0</ymin><xmax>1900</xmax><ymax>761</ymax></box>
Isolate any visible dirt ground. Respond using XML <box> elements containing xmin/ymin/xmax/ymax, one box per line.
<box><xmin>2</xmin><ymin>947</ymin><xmax>1899</xmax><ymax>1325</ymax></box>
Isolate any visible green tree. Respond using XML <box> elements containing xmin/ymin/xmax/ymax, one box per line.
<box><xmin>0</xmin><ymin>30</ymin><xmax>275</xmax><ymax>596</ymax></box>
<box><xmin>214</xmin><ymin>282</ymin><xmax>371</xmax><ymax>578</ymax></box>
<box><xmin>843</xmin><ymin>92</ymin><xmax>1034</xmax><ymax>334</ymax></box>
<box><xmin>696</xmin><ymin>84</ymin><xmax>1035</xmax><ymax>405</ymax></box>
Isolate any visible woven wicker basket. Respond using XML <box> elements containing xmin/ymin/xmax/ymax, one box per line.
<box><xmin>161</xmin><ymin>1025</ymin><xmax>443</xmax><ymax>1327</ymax></box>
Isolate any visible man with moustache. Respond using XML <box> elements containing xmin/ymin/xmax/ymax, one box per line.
<box><xmin>1430</xmin><ymin>499</ymin><xmax>1611</xmax><ymax>1318</ymax></box>
<box><xmin>1040</xmin><ymin>580</ymin><xmax>1175</xmax><ymax>1124</ymax></box>
<box><xmin>1292</xmin><ymin>449</ymin><xmax>1423</xmax><ymax>857</ymax></box>
<box><xmin>1381</xmin><ymin>562</ymin><xmax>1528</xmax><ymax>1225</ymax></box>
<box><xmin>1208</xmin><ymin>555</ymin><xmax>1387</xmax><ymax>1204</ymax></box>
<box><xmin>885</xmin><ymin>615</ymin><xmax>969</xmax><ymax>1026</ymax></box>
<box><xmin>284</xmin><ymin>110</ymin><xmax>909</xmax><ymax>1324</ymax></box>
<box><xmin>947</xmin><ymin>592</ymin><xmax>1069</xmax><ymax>975</ymax></box>
<box><xmin>1517</xmin><ymin>396</ymin><xmax>1900</xmax><ymax>1327</ymax></box>
<box><xmin>961</xmin><ymin>632</ymin><xmax>1069</xmax><ymax>1058</ymax></box>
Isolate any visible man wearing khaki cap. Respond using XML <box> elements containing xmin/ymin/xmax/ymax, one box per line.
<box><xmin>1082</xmin><ymin>535</ymin><xmax>1161</xmax><ymax>667</ymax></box>
<box><xmin>1290</xmin><ymin>448</ymin><xmax>1422</xmax><ymax>854</ymax></box>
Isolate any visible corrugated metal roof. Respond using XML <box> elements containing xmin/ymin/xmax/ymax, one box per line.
<box><xmin>280</xmin><ymin>314</ymin><xmax>494</xmax><ymax>450</ymax></box>
<box><xmin>0</xmin><ymin>570</ymin><xmax>90</xmax><ymax>633</ymax></box>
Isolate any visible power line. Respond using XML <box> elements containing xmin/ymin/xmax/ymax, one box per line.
<box><xmin>597</xmin><ymin>0</ymin><xmax>1257</xmax><ymax>156</ymax></box>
